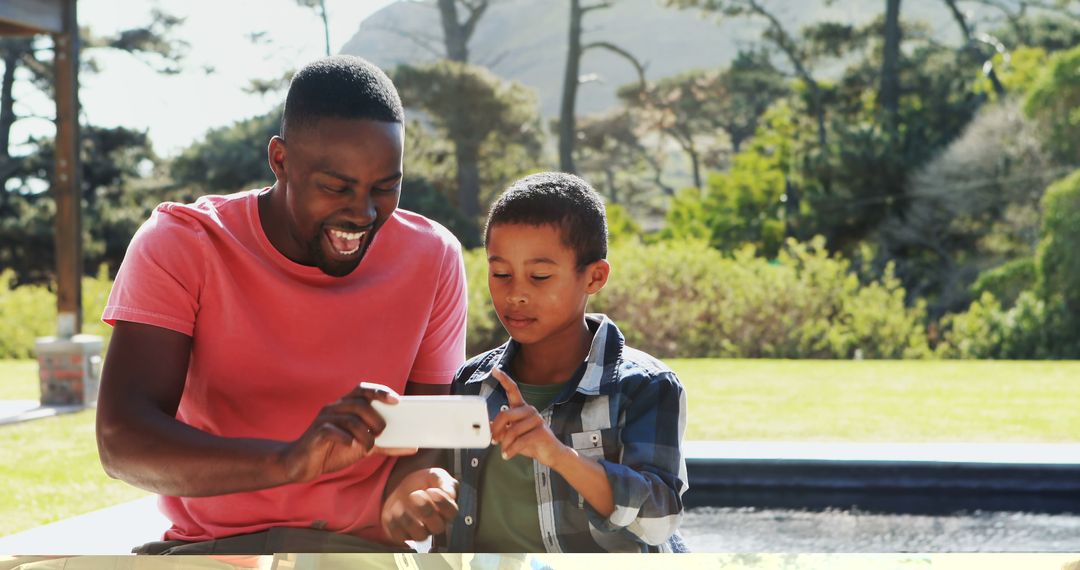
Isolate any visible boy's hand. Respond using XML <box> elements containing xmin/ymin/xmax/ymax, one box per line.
<box><xmin>490</xmin><ymin>368</ymin><xmax>570</xmax><ymax>468</ymax></box>
<box><xmin>381</xmin><ymin>468</ymin><xmax>459</xmax><ymax>543</ymax></box>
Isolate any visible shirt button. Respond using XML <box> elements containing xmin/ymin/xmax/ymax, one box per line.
<box><xmin>590</xmin><ymin>433</ymin><xmax>600</xmax><ymax>444</ymax></box>
<box><xmin>470</xmin><ymin>458</ymin><xmax>479</xmax><ymax>468</ymax></box>
<box><xmin>464</xmin><ymin>516</ymin><xmax>474</xmax><ymax>526</ymax></box>
<box><xmin>499</xmin><ymin>405</ymin><xmax>509</xmax><ymax>412</ymax></box>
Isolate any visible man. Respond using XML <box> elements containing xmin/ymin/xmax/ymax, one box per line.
<box><xmin>96</xmin><ymin>56</ymin><xmax>464</xmax><ymax>554</ymax></box>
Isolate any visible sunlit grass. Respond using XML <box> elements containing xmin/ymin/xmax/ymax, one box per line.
<box><xmin>671</xmin><ymin>359</ymin><xmax>1080</xmax><ymax>441</ymax></box>
<box><xmin>0</xmin><ymin>361</ymin><xmax>148</xmax><ymax>538</ymax></box>
<box><xmin>3</xmin><ymin>358</ymin><xmax>1080</xmax><ymax>537</ymax></box>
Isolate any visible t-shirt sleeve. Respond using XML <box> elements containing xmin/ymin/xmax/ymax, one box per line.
<box><xmin>102</xmin><ymin>206</ymin><xmax>206</xmax><ymax>337</ymax></box>
<box><xmin>408</xmin><ymin>239</ymin><xmax>468</xmax><ymax>384</ymax></box>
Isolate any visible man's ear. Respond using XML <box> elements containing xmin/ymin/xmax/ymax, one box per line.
<box><xmin>268</xmin><ymin>135</ymin><xmax>287</xmax><ymax>183</ymax></box>
<box><xmin>585</xmin><ymin>259</ymin><xmax>610</xmax><ymax>295</ymax></box>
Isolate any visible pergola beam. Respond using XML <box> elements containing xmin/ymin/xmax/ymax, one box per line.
<box><xmin>0</xmin><ymin>0</ymin><xmax>64</xmax><ymax>35</ymax></box>
<box><xmin>53</xmin><ymin>0</ymin><xmax>81</xmax><ymax>337</ymax></box>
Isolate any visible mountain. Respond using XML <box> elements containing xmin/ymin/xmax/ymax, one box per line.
<box><xmin>341</xmin><ymin>0</ymin><xmax>956</xmax><ymax>118</ymax></box>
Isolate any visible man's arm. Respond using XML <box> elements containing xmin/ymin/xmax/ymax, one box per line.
<box><xmin>96</xmin><ymin>321</ymin><xmax>403</xmax><ymax>497</ymax></box>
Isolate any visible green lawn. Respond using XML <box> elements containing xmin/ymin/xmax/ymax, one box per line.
<box><xmin>669</xmin><ymin>359</ymin><xmax>1080</xmax><ymax>442</ymax></box>
<box><xmin>2</xmin><ymin>358</ymin><xmax>1080</xmax><ymax>537</ymax></box>
<box><xmin>0</xmin><ymin>361</ymin><xmax>149</xmax><ymax>538</ymax></box>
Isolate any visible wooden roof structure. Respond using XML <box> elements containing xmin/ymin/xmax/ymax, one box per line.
<box><xmin>1</xmin><ymin>0</ymin><xmax>84</xmax><ymax>337</ymax></box>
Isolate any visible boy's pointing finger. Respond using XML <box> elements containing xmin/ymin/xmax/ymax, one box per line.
<box><xmin>491</xmin><ymin>367</ymin><xmax>525</xmax><ymax>407</ymax></box>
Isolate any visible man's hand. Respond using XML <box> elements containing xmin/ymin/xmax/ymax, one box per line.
<box><xmin>381</xmin><ymin>468</ymin><xmax>459</xmax><ymax>543</ymax></box>
<box><xmin>490</xmin><ymin>368</ymin><xmax>570</xmax><ymax>468</ymax></box>
<box><xmin>279</xmin><ymin>382</ymin><xmax>417</xmax><ymax>484</ymax></box>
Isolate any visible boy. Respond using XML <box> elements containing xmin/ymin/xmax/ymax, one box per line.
<box><xmin>442</xmin><ymin>172</ymin><xmax>688</xmax><ymax>552</ymax></box>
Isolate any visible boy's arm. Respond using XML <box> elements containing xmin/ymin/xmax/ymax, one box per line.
<box><xmin>492</xmin><ymin>368</ymin><xmax>687</xmax><ymax>545</ymax></box>
<box><xmin>582</xmin><ymin>371</ymin><xmax>688</xmax><ymax>545</ymax></box>
<box><xmin>491</xmin><ymin>369</ymin><xmax>615</xmax><ymax>515</ymax></box>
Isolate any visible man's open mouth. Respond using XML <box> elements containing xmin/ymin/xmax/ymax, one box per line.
<box><xmin>325</xmin><ymin>227</ymin><xmax>368</xmax><ymax>257</ymax></box>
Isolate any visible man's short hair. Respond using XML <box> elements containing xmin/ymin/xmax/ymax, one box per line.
<box><xmin>281</xmin><ymin>55</ymin><xmax>404</xmax><ymax>137</ymax></box>
<box><xmin>485</xmin><ymin>172</ymin><xmax>608</xmax><ymax>270</ymax></box>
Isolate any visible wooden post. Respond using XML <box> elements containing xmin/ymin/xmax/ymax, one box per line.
<box><xmin>52</xmin><ymin>0</ymin><xmax>80</xmax><ymax>337</ymax></box>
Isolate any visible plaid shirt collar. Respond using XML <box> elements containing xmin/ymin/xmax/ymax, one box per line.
<box><xmin>462</xmin><ymin>313</ymin><xmax>625</xmax><ymax>400</ymax></box>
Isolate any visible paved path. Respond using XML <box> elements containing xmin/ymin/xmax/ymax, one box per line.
<box><xmin>0</xmin><ymin>400</ymin><xmax>83</xmax><ymax>426</ymax></box>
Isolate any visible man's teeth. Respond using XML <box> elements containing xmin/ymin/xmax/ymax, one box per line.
<box><xmin>330</xmin><ymin>229</ymin><xmax>366</xmax><ymax>240</ymax></box>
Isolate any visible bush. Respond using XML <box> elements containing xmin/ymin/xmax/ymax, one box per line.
<box><xmin>583</xmin><ymin>237</ymin><xmax>930</xmax><ymax>359</ymax></box>
<box><xmin>462</xmin><ymin>248</ymin><xmax>504</xmax><ymax>356</ymax></box>
<box><xmin>0</xmin><ymin>267</ymin><xmax>114</xmax><ymax>359</ymax></box>
<box><xmin>1024</xmin><ymin>44</ymin><xmax>1080</xmax><ymax>163</ymax></box>
<box><xmin>971</xmin><ymin>257</ymin><xmax>1037</xmax><ymax>309</ymax></box>
<box><xmin>1037</xmin><ymin>169</ymin><xmax>1080</xmax><ymax>309</ymax></box>
<box><xmin>939</xmin><ymin>291</ymin><xmax>1076</xmax><ymax>359</ymax></box>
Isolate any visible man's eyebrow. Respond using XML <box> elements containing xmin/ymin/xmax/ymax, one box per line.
<box><xmin>318</xmin><ymin>169</ymin><xmax>357</xmax><ymax>184</ymax></box>
<box><xmin>317</xmin><ymin>170</ymin><xmax>403</xmax><ymax>185</ymax></box>
<box><xmin>375</xmin><ymin>171</ymin><xmax>403</xmax><ymax>185</ymax></box>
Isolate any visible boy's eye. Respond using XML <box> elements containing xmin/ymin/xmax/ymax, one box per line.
<box><xmin>531</xmin><ymin>275</ymin><xmax>551</xmax><ymax>281</ymax></box>
<box><xmin>492</xmin><ymin>273</ymin><xmax>510</xmax><ymax>279</ymax></box>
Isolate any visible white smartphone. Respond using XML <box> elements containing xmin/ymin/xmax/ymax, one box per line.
<box><xmin>372</xmin><ymin>395</ymin><xmax>491</xmax><ymax>449</ymax></box>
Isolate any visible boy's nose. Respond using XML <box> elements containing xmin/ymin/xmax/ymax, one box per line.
<box><xmin>507</xmin><ymin>290</ymin><xmax>528</xmax><ymax>304</ymax></box>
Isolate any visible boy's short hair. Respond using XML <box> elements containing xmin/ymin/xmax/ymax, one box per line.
<box><xmin>485</xmin><ymin>172</ymin><xmax>608</xmax><ymax>270</ymax></box>
<box><xmin>282</xmin><ymin>55</ymin><xmax>403</xmax><ymax>137</ymax></box>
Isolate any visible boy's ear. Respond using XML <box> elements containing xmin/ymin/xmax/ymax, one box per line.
<box><xmin>584</xmin><ymin>259</ymin><xmax>610</xmax><ymax>295</ymax></box>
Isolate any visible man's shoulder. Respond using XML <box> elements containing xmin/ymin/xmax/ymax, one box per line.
<box><xmin>145</xmin><ymin>190</ymin><xmax>257</xmax><ymax>237</ymax></box>
<box><xmin>391</xmin><ymin>209</ymin><xmax>463</xmax><ymax>253</ymax></box>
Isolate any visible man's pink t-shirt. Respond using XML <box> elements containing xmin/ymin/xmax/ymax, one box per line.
<box><xmin>102</xmin><ymin>188</ymin><xmax>467</xmax><ymax>544</ymax></box>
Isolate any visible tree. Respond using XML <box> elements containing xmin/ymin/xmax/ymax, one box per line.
<box><xmin>1024</xmin><ymin>43</ymin><xmax>1080</xmax><ymax>164</ymax></box>
<box><xmin>620</xmin><ymin>70</ymin><xmax>720</xmax><ymax>190</ymax></box>
<box><xmin>941</xmin><ymin>0</ymin><xmax>1007</xmax><ymax>97</ymax></box>
<box><xmin>668</xmin><ymin>0</ymin><xmax>829</xmax><ymax>154</ymax></box>
<box><xmin>558</xmin><ymin>0</ymin><xmax>645</xmax><ymax>173</ymax></box>
<box><xmin>170</xmin><ymin>109</ymin><xmax>281</xmax><ymax>199</ymax></box>
<box><xmin>619</xmin><ymin>50</ymin><xmax>788</xmax><ymax>190</ymax></box>
<box><xmin>437</xmin><ymin>0</ymin><xmax>490</xmax><ymax>63</ymax></box>
<box><xmin>655</xmin><ymin>101</ymin><xmax>798</xmax><ymax>257</ymax></box>
<box><xmin>880</xmin><ymin>0</ymin><xmax>902</xmax><ymax>125</ymax></box>
<box><xmin>296</xmin><ymin>0</ymin><xmax>331</xmax><ymax>56</ymax></box>
<box><xmin>879</xmin><ymin>99</ymin><xmax>1058</xmax><ymax>315</ymax></box>
<box><xmin>0</xmin><ymin>10</ymin><xmax>186</xmax><ymax>283</ymax></box>
<box><xmin>954</xmin><ymin>1</ymin><xmax>1080</xmax><ymax>48</ymax></box>
<box><xmin>394</xmin><ymin>61</ymin><xmax>542</xmax><ymax>219</ymax></box>
<box><xmin>575</xmin><ymin>109</ymin><xmax>670</xmax><ymax>208</ymax></box>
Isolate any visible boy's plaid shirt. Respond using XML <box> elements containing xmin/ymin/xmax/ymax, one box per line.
<box><xmin>439</xmin><ymin>314</ymin><xmax>689</xmax><ymax>553</ymax></box>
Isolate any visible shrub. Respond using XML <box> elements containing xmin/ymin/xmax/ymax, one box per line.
<box><xmin>0</xmin><ymin>267</ymin><xmax>115</xmax><ymax>359</ymax></box>
<box><xmin>971</xmin><ymin>257</ymin><xmax>1037</xmax><ymax>309</ymax></box>
<box><xmin>1037</xmin><ymin>169</ymin><xmax>1080</xmax><ymax>309</ymax></box>
<box><xmin>939</xmin><ymin>291</ymin><xmax>1071</xmax><ymax>359</ymax></box>
<box><xmin>585</xmin><ymin>237</ymin><xmax>930</xmax><ymax>359</ymax></box>
<box><xmin>1024</xmin><ymin>44</ymin><xmax>1080</xmax><ymax>163</ymax></box>
<box><xmin>462</xmin><ymin>248</ymin><xmax>504</xmax><ymax>356</ymax></box>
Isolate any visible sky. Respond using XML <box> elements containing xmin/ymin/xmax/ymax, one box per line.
<box><xmin>21</xmin><ymin>0</ymin><xmax>397</xmax><ymax>157</ymax></box>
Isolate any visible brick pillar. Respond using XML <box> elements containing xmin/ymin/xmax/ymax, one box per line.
<box><xmin>34</xmin><ymin>334</ymin><xmax>103</xmax><ymax>407</ymax></box>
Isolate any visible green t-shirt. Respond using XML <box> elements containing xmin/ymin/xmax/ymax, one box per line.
<box><xmin>473</xmin><ymin>380</ymin><xmax>568</xmax><ymax>553</ymax></box>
